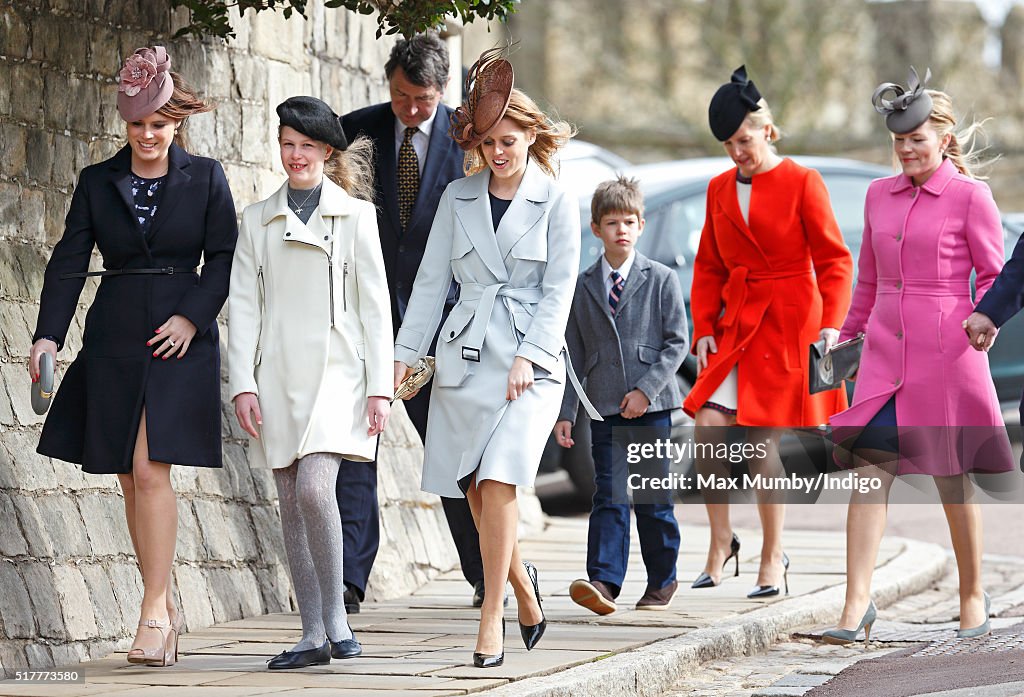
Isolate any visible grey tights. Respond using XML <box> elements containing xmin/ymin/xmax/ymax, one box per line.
<box><xmin>274</xmin><ymin>452</ymin><xmax>351</xmax><ymax>651</ymax></box>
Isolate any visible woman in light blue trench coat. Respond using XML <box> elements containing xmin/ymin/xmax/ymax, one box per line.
<box><xmin>394</xmin><ymin>53</ymin><xmax>598</xmax><ymax>668</ymax></box>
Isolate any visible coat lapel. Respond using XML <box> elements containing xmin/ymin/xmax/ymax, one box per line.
<box><xmin>146</xmin><ymin>144</ymin><xmax>191</xmax><ymax>245</ymax></box>
<box><xmin>453</xmin><ymin>172</ymin><xmax>508</xmax><ymax>282</ymax></box>
<box><xmin>408</xmin><ymin>104</ymin><xmax>454</xmax><ymax>232</ymax></box>
<box><xmin>582</xmin><ymin>260</ymin><xmax>613</xmax><ymax>320</ymax></box>
<box><xmin>716</xmin><ymin>169</ymin><xmax>767</xmax><ymax>261</ymax></box>
<box><xmin>105</xmin><ymin>146</ymin><xmax>151</xmax><ymax>256</ymax></box>
<box><xmin>496</xmin><ymin>159</ymin><xmax>548</xmax><ymax>259</ymax></box>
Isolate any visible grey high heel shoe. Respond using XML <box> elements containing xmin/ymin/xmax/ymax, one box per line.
<box><xmin>956</xmin><ymin>592</ymin><xmax>991</xmax><ymax>639</ymax></box>
<box><xmin>822</xmin><ymin>600</ymin><xmax>877</xmax><ymax>645</ymax></box>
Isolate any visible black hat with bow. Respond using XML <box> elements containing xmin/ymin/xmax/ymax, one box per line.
<box><xmin>708</xmin><ymin>65</ymin><xmax>763</xmax><ymax>142</ymax></box>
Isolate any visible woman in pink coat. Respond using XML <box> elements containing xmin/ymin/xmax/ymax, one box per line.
<box><xmin>824</xmin><ymin>70</ymin><xmax>1012</xmax><ymax>644</ymax></box>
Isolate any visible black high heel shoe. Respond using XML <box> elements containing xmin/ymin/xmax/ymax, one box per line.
<box><xmin>520</xmin><ymin>561</ymin><xmax>546</xmax><ymax>650</ymax></box>
<box><xmin>692</xmin><ymin>533</ymin><xmax>741</xmax><ymax>589</ymax></box>
<box><xmin>473</xmin><ymin>618</ymin><xmax>505</xmax><ymax>668</ymax></box>
<box><xmin>747</xmin><ymin>552</ymin><xmax>790</xmax><ymax>598</ymax></box>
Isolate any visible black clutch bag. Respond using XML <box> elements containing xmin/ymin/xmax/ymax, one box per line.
<box><xmin>808</xmin><ymin>333</ymin><xmax>863</xmax><ymax>394</ymax></box>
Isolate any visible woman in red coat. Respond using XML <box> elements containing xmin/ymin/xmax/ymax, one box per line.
<box><xmin>684</xmin><ymin>67</ymin><xmax>853</xmax><ymax>596</ymax></box>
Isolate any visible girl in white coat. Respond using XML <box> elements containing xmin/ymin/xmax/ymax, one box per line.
<box><xmin>229</xmin><ymin>97</ymin><xmax>393</xmax><ymax>669</ymax></box>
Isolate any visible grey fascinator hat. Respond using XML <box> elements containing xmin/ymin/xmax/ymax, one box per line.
<box><xmin>872</xmin><ymin>67</ymin><xmax>933</xmax><ymax>134</ymax></box>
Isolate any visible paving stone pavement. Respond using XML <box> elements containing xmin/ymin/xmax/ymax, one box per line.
<box><xmin>660</xmin><ymin>555</ymin><xmax>1024</xmax><ymax>697</ymax></box>
<box><xmin>0</xmin><ymin>517</ymin><xmax>925</xmax><ymax>697</ymax></box>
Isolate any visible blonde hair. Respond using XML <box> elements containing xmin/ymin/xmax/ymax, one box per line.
<box><xmin>744</xmin><ymin>98</ymin><xmax>782</xmax><ymax>143</ymax></box>
<box><xmin>892</xmin><ymin>90</ymin><xmax>993</xmax><ymax>180</ymax></box>
<box><xmin>591</xmin><ymin>176</ymin><xmax>644</xmax><ymax>223</ymax></box>
<box><xmin>463</xmin><ymin>89</ymin><xmax>576</xmax><ymax>177</ymax></box>
<box><xmin>156</xmin><ymin>72</ymin><xmax>214</xmax><ymax>151</ymax></box>
<box><xmin>325</xmin><ymin>135</ymin><xmax>375</xmax><ymax>201</ymax></box>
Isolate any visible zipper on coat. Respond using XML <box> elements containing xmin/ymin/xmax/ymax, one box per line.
<box><xmin>255</xmin><ymin>266</ymin><xmax>265</xmax><ymax>365</ymax></box>
<box><xmin>327</xmin><ymin>254</ymin><xmax>335</xmax><ymax>327</ymax></box>
<box><xmin>343</xmin><ymin>261</ymin><xmax>349</xmax><ymax>312</ymax></box>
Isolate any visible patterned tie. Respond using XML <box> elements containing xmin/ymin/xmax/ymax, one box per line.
<box><xmin>397</xmin><ymin>126</ymin><xmax>420</xmax><ymax>229</ymax></box>
<box><xmin>609</xmin><ymin>270</ymin><xmax>625</xmax><ymax>315</ymax></box>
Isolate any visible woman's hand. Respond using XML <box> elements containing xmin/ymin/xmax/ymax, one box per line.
<box><xmin>233</xmin><ymin>392</ymin><xmax>262</xmax><ymax>439</ymax></box>
<box><xmin>394</xmin><ymin>361</ymin><xmax>417</xmax><ymax>399</ymax></box>
<box><xmin>695</xmin><ymin>336</ymin><xmax>717</xmax><ymax>374</ymax></box>
<box><xmin>820</xmin><ymin>327</ymin><xmax>840</xmax><ymax>353</ymax></box>
<box><xmin>506</xmin><ymin>356</ymin><xmax>534</xmax><ymax>401</ymax></box>
<box><xmin>367</xmin><ymin>396</ymin><xmax>391</xmax><ymax>436</ymax></box>
<box><xmin>29</xmin><ymin>338</ymin><xmax>58</xmax><ymax>382</ymax></box>
<box><xmin>148</xmin><ymin>314</ymin><xmax>198</xmax><ymax>360</ymax></box>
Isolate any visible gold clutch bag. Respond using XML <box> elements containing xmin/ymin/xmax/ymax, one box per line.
<box><xmin>394</xmin><ymin>356</ymin><xmax>436</xmax><ymax>401</ymax></box>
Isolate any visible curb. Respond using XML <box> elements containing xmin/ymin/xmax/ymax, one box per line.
<box><xmin>481</xmin><ymin>537</ymin><xmax>948</xmax><ymax>697</ymax></box>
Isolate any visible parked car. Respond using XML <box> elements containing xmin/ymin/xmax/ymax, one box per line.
<box><xmin>541</xmin><ymin>156</ymin><xmax>1024</xmax><ymax>500</ymax></box>
<box><xmin>557</xmin><ymin>139</ymin><xmax>631</xmax><ymax>200</ymax></box>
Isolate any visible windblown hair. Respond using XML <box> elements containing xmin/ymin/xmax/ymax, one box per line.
<box><xmin>894</xmin><ymin>90</ymin><xmax>994</xmax><ymax>180</ymax></box>
<box><xmin>155</xmin><ymin>72</ymin><xmax>215</xmax><ymax>151</ymax></box>
<box><xmin>591</xmin><ymin>176</ymin><xmax>644</xmax><ymax>224</ymax></box>
<box><xmin>463</xmin><ymin>88</ymin><xmax>576</xmax><ymax>177</ymax></box>
<box><xmin>324</xmin><ymin>135</ymin><xmax>376</xmax><ymax>202</ymax></box>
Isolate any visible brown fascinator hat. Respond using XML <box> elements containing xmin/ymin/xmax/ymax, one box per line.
<box><xmin>117</xmin><ymin>46</ymin><xmax>174</xmax><ymax>122</ymax></box>
<box><xmin>450</xmin><ymin>46</ymin><xmax>515</xmax><ymax>152</ymax></box>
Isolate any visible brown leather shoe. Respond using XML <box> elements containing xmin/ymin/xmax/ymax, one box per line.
<box><xmin>569</xmin><ymin>579</ymin><xmax>617</xmax><ymax>615</ymax></box>
<box><xmin>635</xmin><ymin>580</ymin><xmax>678</xmax><ymax>610</ymax></box>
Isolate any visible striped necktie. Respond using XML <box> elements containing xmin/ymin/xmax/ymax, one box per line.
<box><xmin>397</xmin><ymin>126</ymin><xmax>419</xmax><ymax>229</ymax></box>
<box><xmin>609</xmin><ymin>270</ymin><xmax>625</xmax><ymax>315</ymax></box>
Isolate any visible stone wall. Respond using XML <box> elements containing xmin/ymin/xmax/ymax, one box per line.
<box><xmin>0</xmin><ymin>0</ymin><xmax>511</xmax><ymax>677</ymax></box>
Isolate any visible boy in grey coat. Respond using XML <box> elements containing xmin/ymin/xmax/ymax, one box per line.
<box><xmin>555</xmin><ymin>177</ymin><xmax>688</xmax><ymax>613</ymax></box>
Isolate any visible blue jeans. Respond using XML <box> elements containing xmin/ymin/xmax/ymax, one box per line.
<box><xmin>587</xmin><ymin>410</ymin><xmax>680</xmax><ymax>596</ymax></box>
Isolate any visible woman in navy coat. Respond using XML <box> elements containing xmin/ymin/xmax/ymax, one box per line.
<box><xmin>28</xmin><ymin>47</ymin><xmax>237</xmax><ymax>666</ymax></box>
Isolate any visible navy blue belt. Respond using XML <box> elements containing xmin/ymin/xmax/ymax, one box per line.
<box><xmin>60</xmin><ymin>267</ymin><xmax>197</xmax><ymax>279</ymax></box>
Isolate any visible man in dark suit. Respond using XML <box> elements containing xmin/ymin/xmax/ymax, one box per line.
<box><xmin>338</xmin><ymin>32</ymin><xmax>487</xmax><ymax>611</ymax></box>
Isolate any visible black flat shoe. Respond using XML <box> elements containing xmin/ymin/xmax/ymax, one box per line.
<box><xmin>519</xmin><ymin>561</ymin><xmax>546</xmax><ymax>650</ymax></box>
<box><xmin>330</xmin><ymin>625</ymin><xmax>362</xmax><ymax>659</ymax></box>
<box><xmin>747</xmin><ymin>552</ymin><xmax>790</xmax><ymax>598</ymax></box>
<box><xmin>267</xmin><ymin>641</ymin><xmax>331</xmax><ymax>670</ymax></box>
<box><xmin>692</xmin><ymin>533</ymin><xmax>741</xmax><ymax>589</ymax></box>
<box><xmin>473</xmin><ymin>618</ymin><xmax>505</xmax><ymax>668</ymax></box>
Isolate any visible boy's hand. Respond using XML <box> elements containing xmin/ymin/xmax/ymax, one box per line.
<box><xmin>554</xmin><ymin>420</ymin><xmax>574</xmax><ymax>448</ymax></box>
<box><xmin>695</xmin><ymin>336</ymin><xmax>717</xmax><ymax>373</ymax></box>
<box><xmin>619</xmin><ymin>389</ymin><xmax>650</xmax><ymax>419</ymax></box>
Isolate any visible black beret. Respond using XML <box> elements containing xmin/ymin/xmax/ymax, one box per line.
<box><xmin>276</xmin><ymin>96</ymin><xmax>348</xmax><ymax>151</ymax></box>
<box><xmin>708</xmin><ymin>65</ymin><xmax>763</xmax><ymax>142</ymax></box>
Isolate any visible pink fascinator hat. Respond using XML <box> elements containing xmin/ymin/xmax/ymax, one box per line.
<box><xmin>117</xmin><ymin>46</ymin><xmax>174</xmax><ymax>121</ymax></box>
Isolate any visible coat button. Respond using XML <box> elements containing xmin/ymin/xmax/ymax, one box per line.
<box><xmin>896</xmin><ymin>331</ymin><xmax>904</xmax><ymax>339</ymax></box>
<box><xmin>896</xmin><ymin>234</ymin><xmax>902</xmax><ymax>241</ymax></box>
<box><xmin>449</xmin><ymin>331</ymin><xmax>455</xmax><ymax>338</ymax></box>
<box><xmin>398</xmin><ymin>245</ymin><xmax>406</xmax><ymax>253</ymax></box>
<box><xmin>285</xmin><ymin>232</ymin><xmax>292</xmax><ymax>237</ymax></box>
<box><xmin>324</xmin><ymin>235</ymin><xmax>329</xmax><ymax>241</ymax></box>
<box><xmin>896</xmin><ymin>281</ymin><xmax>902</xmax><ymax>289</ymax></box>
<box><xmin>763</xmin><ymin>353</ymin><xmax>770</xmax><ymax>359</ymax></box>
<box><xmin>911</xmin><ymin>190</ymin><xmax>917</xmax><ymax>198</ymax></box>
<box><xmin>894</xmin><ymin>378</ymin><xmax>902</xmax><ymax>386</ymax></box>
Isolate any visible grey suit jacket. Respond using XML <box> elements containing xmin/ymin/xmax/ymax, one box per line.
<box><xmin>559</xmin><ymin>252</ymin><xmax>689</xmax><ymax>423</ymax></box>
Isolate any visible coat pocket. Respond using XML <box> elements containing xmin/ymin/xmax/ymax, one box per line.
<box><xmin>638</xmin><ymin>344</ymin><xmax>661</xmax><ymax>365</ymax></box>
<box><xmin>451</xmin><ymin>230</ymin><xmax>474</xmax><ymax>261</ymax></box>
<box><xmin>436</xmin><ymin>306</ymin><xmax>476</xmax><ymax>387</ymax></box>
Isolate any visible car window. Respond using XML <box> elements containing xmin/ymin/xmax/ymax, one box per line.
<box><xmin>818</xmin><ymin>173</ymin><xmax>875</xmax><ymax>263</ymax></box>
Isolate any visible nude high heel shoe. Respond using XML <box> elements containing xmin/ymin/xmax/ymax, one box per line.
<box><xmin>126</xmin><ymin>619</ymin><xmax>177</xmax><ymax>666</ymax></box>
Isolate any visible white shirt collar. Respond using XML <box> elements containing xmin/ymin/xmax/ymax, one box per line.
<box><xmin>601</xmin><ymin>249</ymin><xmax>636</xmax><ymax>281</ymax></box>
<box><xmin>394</xmin><ymin>107</ymin><xmax>437</xmax><ymax>143</ymax></box>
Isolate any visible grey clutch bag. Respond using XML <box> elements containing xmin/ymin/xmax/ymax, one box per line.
<box><xmin>31</xmin><ymin>351</ymin><xmax>55</xmax><ymax>415</ymax></box>
<box><xmin>394</xmin><ymin>356</ymin><xmax>435</xmax><ymax>401</ymax></box>
<box><xmin>809</xmin><ymin>334</ymin><xmax>863</xmax><ymax>394</ymax></box>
